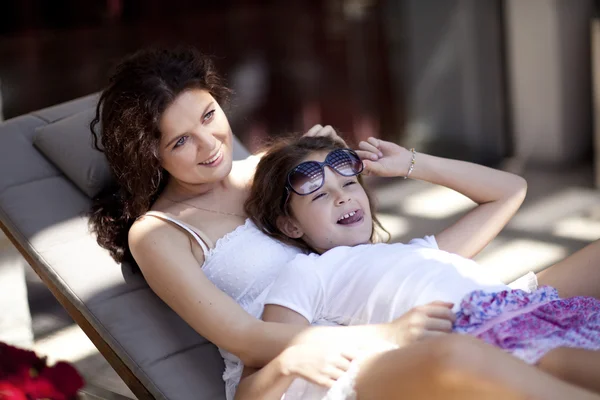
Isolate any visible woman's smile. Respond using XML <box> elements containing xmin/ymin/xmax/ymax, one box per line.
<box><xmin>199</xmin><ymin>146</ymin><xmax>224</xmax><ymax>167</ymax></box>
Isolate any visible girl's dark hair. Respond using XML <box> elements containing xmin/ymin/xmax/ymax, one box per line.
<box><xmin>89</xmin><ymin>46</ymin><xmax>230</xmax><ymax>264</ymax></box>
<box><xmin>245</xmin><ymin>136</ymin><xmax>388</xmax><ymax>253</ymax></box>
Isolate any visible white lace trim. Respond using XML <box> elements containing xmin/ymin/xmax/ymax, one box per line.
<box><xmin>508</xmin><ymin>271</ymin><xmax>538</xmax><ymax>293</ymax></box>
<box><xmin>222</xmin><ymin>353</ymin><xmax>244</xmax><ymax>400</ymax></box>
<box><xmin>207</xmin><ymin>218</ymin><xmax>254</xmax><ymax>258</ymax></box>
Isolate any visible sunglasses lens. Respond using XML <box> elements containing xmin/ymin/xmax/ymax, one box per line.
<box><xmin>288</xmin><ymin>161</ymin><xmax>324</xmax><ymax>195</ymax></box>
<box><xmin>328</xmin><ymin>149</ymin><xmax>363</xmax><ymax>176</ymax></box>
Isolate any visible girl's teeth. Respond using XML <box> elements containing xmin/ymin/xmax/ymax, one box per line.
<box><xmin>338</xmin><ymin>211</ymin><xmax>357</xmax><ymax>222</ymax></box>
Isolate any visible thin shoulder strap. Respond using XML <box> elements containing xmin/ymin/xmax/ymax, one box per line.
<box><xmin>143</xmin><ymin>211</ymin><xmax>212</xmax><ymax>256</ymax></box>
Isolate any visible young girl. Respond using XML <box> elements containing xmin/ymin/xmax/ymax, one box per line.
<box><xmin>238</xmin><ymin>135</ymin><xmax>600</xmax><ymax>399</ymax></box>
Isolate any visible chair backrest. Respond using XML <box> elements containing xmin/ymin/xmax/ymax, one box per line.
<box><xmin>0</xmin><ymin>94</ymin><xmax>250</xmax><ymax>400</ymax></box>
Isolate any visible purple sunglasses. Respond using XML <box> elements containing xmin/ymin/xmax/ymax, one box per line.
<box><xmin>281</xmin><ymin>148</ymin><xmax>364</xmax><ymax>211</ymax></box>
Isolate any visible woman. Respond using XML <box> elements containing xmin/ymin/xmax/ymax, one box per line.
<box><xmin>90</xmin><ymin>46</ymin><xmax>600</xmax><ymax>399</ymax></box>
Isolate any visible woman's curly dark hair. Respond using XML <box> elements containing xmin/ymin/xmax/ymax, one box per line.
<box><xmin>89</xmin><ymin>46</ymin><xmax>230</xmax><ymax>264</ymax></box>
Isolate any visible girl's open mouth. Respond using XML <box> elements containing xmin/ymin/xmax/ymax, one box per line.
<box><xmin>337</xmin><ymin>209</ymin><xmax>364</xmax><ymax>225</ymax></box>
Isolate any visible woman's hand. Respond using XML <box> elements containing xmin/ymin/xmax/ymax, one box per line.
<box><xmin>387</xmin><ymin>301</ymin><xmax>456</xmax><ymax>347</ymax></box>
<box><xmin>303</xmin><ymin>124</ymin><xmax>347</xmax><ymax>147</ymax></box>
<box><xmin>356</xmin><ymin>137</ymin><xmax>413</xmax><ymax>178</ymax></box>
<box><xmin>279</xmin><ymin>343</ymin><xmax>358</xmax><ymax>388</ymax></box>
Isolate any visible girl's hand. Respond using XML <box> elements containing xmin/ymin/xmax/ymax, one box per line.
<box><xmin>279</xmin><ymin>343</ymin><xmax>358</xmax><ymax>388</ymax></box>
<box><xmin>356</xmin><ymin>137</ymin><xmax>413</xmax><ymax>178</ymax></box>
<box><xmin>303</xmin><ymin>124</ymin><xmax>347</xmax><ymax>147</ymax></box>
<box><xmin>387</xmin><ymin>301</ymin><xmax>456</xmax><ymax>346</ymax></box>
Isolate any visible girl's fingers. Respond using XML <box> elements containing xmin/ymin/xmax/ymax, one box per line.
<box><xmin>355</xmin><ymin>150</ymin><xmax>379</xmax><ymax>161</ymax></box>
<box><xmin>425</xmin><ymin>306</ymin><xmax>456</xmax><ymax>322</ymax></box>
<box><xmin>367</xmin><ymin>137</ymin><xmax>402</xmax><ymax>152</ymax></box>
<box><xmin>304</xmin><ymin>124</ymin><xmax>323</xmax><ymax>136</ymax></box>
<box><xmin>367</xmin><ymin>137</ymin><xmax>380</xmax><ymax>147</ymax></box>
<box><xmin>305</xmin><ymin>125</ymin><xmax>347</xmax><ymax>145</ymax></box>
<box><xmin>359</xmin><ymin>140</ymin><xmax>382</xmax><ymax>157</ymax></box>
<box><xmin>322</xmin><ymin>378</ymin><xmax>337</xmax><ymax>388</ymax></box>
<box><xmin>361</xmin><ymin>160</ymin><xmax>380</xmax><ymax>176</ymax></box>
<box><xmin>428</xmin><ymin>300</ymin><xmax>455</xmax><ymax>309</ymax></box>
<box><xmin>324</xmin><ymin>365</ymin><xmax>347</xmax><ymax>380</ymax></box>
<box><xmin>341</xmin><ymin>348</ymin><xmax>359</xmax><ymax>362</ymax></box>
<box><xmin>333</xmin><ymin>358</ymin><xmax>352</xmax><ymax>372</ymax></box>
<box><xmin>315</xmin><ymin>125</ymin><xmax>335</xmax><ymax>137</ymax></box>
<box><xmin>424</xmin><ymin>317</ymin><xmax>454</xmax><ymax>333</ymax></box>
<box><xmin>362</xmin><ymin>159</ymin><xmax>387</xmax><ymax>176</ymax></box>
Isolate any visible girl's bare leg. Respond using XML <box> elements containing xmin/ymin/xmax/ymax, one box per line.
<box><xmin>538</xmin><ymin>348</ymin><xmax>600</xmax><ymax>394</ymax></box>
<box><xmin>537</xmin><ymin>240</ymin><xmax>600</xmax><ymax>298</ymax></box>
<box><xmin>354</xmin><ymin>336</ymin><xmax>600</xmax><ymax>400</ymax></box>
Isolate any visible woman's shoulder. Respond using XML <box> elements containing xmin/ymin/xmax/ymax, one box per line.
<box><xmin>130</xmin><ymin>215</ymin><xmax>169</xmax><ymax>251</ymax></box>
<box><xmin>129</xmin><ymin>214</ymin><xmax>196</xmax><ymax>261</ymax></box>
<box><xmin>129</xmin><ymin>215</ymin><xmax>207</xmax><ymax>277</ymax></box>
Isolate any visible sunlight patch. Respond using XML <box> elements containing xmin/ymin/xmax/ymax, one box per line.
<box><xmin>476</xmin><ymin>239</ymin><xmax>568</xmax><ymax>283</ymax></box>
<box><xmin>553</xmin><ymin>216</ymin><xmax>600</xmax><ymax>241</ymax></box>
<box><xmin>33</xmin><ymin>324</ymin><xmax>97</xmax><ymax>364</ymax></box>
<box><xmin>375</xmin><ymin>213</ymin><xmax>409</xmax><ymax>239</ymax></box>
<box><xmin>401</xmin><ymin>186</ymin><xmax>475</xmax><ymax>219</ymax></box>
<box><xmin>508</xmin><ymin>188</ymin><xmax>600</xmax><ymax>232</ymax></box>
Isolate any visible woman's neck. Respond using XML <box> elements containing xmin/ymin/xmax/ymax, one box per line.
<box><xmin>163</xmin><ymin>175</ymin><xmax>232</xmax><ymax>202</ymax></box>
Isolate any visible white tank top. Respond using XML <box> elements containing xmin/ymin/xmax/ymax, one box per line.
<box><xmin>144</xmin><ymin>211</ymin><xmax>302</xmax><ymax>399</ymax></box>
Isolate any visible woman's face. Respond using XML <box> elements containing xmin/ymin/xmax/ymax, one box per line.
<box><xmin>159</xmin><ymin>89</ymin><xmax>233</xmax><ymax>185</ymax></box>
<box><xmin>285</xmin><ymin>151</ymin><xmax>373</xmax><ymax>253</ymax></box>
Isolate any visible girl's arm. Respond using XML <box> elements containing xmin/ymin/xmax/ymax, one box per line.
<box><xmin>357</xmin><ymin>138</ymin><xmax>527</xmax><ymax>259</ymax></box>
<box><xmin>129</xmin><ymin>217</ymin><xmax>415</xmax><ymax>367</ymax></box>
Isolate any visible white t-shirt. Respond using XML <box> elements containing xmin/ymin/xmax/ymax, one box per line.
<box><xmin>264</xmin><ymin>236</ymin><xmax>510</xmax><ymax>325</ymax></box>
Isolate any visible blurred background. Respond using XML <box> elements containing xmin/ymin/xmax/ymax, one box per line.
<box><xmin>2</xmin><ymin>0</ymin><xmax>596</xmax><ymax>165</ymax></box>
<box><xmin>2</xmin><ymin>0</ymin><xmax>600</xmax><ymax>398</ymax></box>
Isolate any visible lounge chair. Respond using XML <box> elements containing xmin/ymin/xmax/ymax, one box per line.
<box><xmin>0</xmin><ymin>93</ymin><xmax>544</xmax><ymax>400</ymax></box>
<box><xmin>0</xmin><ymin>94</ymin><xmax>250</xmax><ymax>400</ymax></box>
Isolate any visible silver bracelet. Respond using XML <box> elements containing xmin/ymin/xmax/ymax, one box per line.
<box><xmin>404</xmin><ymin>148</ymin><xmax>416</xmax><ymax>179</ymax></box>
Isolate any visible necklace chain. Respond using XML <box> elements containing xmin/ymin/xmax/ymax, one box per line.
<box><xmin>164</xmin><ymin>196</ymin><xmax>245</xmax><ymax>218</ymax></box>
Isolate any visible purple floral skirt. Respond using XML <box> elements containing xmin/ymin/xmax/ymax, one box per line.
<box><xmin>454</xmin><ymin>286</ymin><xmax>600</xmax><ymax>364</ymax></box>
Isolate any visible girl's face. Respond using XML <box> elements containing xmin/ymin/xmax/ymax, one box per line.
<box><xmin>283</xmin><ymin>151</ymin><xmax>373</xmax><ymax>253</ymax></box>
<box><xmin>159</xmin><ymin>89</ymin><xmax>233</xmax><ymax>185</ymax></box>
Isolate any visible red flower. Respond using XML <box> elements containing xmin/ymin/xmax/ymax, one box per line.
<box><xmin>0</xmin><ymin>344</ymin><xmax>46</xmax><ymax>377</ymax></box>
<box><xmin>0</xmin><ymin>342</ymin><xmax>84</xmax><ymax>400</ymax></box>
<box><xmin>12</xmin><ymin>374</ymin><xmax>65</xmax><ymax>400</ymax></box>
<box><xmin>0</xmin><ymin>381</ymin><xmax>27</xmax><ymax>400</ymax></box>
<box><xmin>40</xmin><ymin>362</ymin><xmax>84</xmax><ymax>398</ymax></box>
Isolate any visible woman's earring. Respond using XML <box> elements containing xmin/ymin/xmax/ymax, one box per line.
<box><xmin>152</xmin><ymin>168</ymin><xmax>163</xmax><ymax>190</ymax></box>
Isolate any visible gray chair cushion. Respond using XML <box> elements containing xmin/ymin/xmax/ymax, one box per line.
<box><xmin>0</xmin><ymin>115</ymin><xmax>59</xmax><ymax>192</ymax></box>
<box><xmin>31</xmin><ymin>104</ymin><xmax>250</xmax><ymax>199</ymax></box>
<box><xmin>31</xmin><ymin>93</ymin><xmax>100</xmax><ymax>126</ymax></box>
<box><xmin>0</xmin><ymin>94</ymin><xmax>251</xmax><ymax>400</ymax></box>
<box><xmin>33</xmin><ymin>108</ymin><xmax>113</xmax><ymax>198</ymax></box>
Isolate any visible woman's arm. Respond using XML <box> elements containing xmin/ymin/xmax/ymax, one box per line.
<box><xmin>129</xmin><ymin>217</ymin><xmax>412</xmax><ymax>367</ymax></box>
<box><xmin>235</xmin><ymin>362</ymin><xmax>295</xmax><ymax>400</ymax></box>
<box><xmin>236</xmin><ymin>308</ymin><xmax>309</xmax><ymax>400</ymax></box>
<box><xmin>236</xmin><ymin>305</ymin><xmax>355</xmax><ymax>400</ymax></box>
<box><xmin>236</xmin><ymin>125</ymin><xmax>346</xmax><ymax>189</ymax></box>
<box><xmin>235</xmin><ymin>308</ymin><xmax>309</xmax><ymax>400</ymax></box>
<box><xmin>358</xmin><ymin>138</ymin><xmax>527</xmax><ymax>258</ymax></box>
